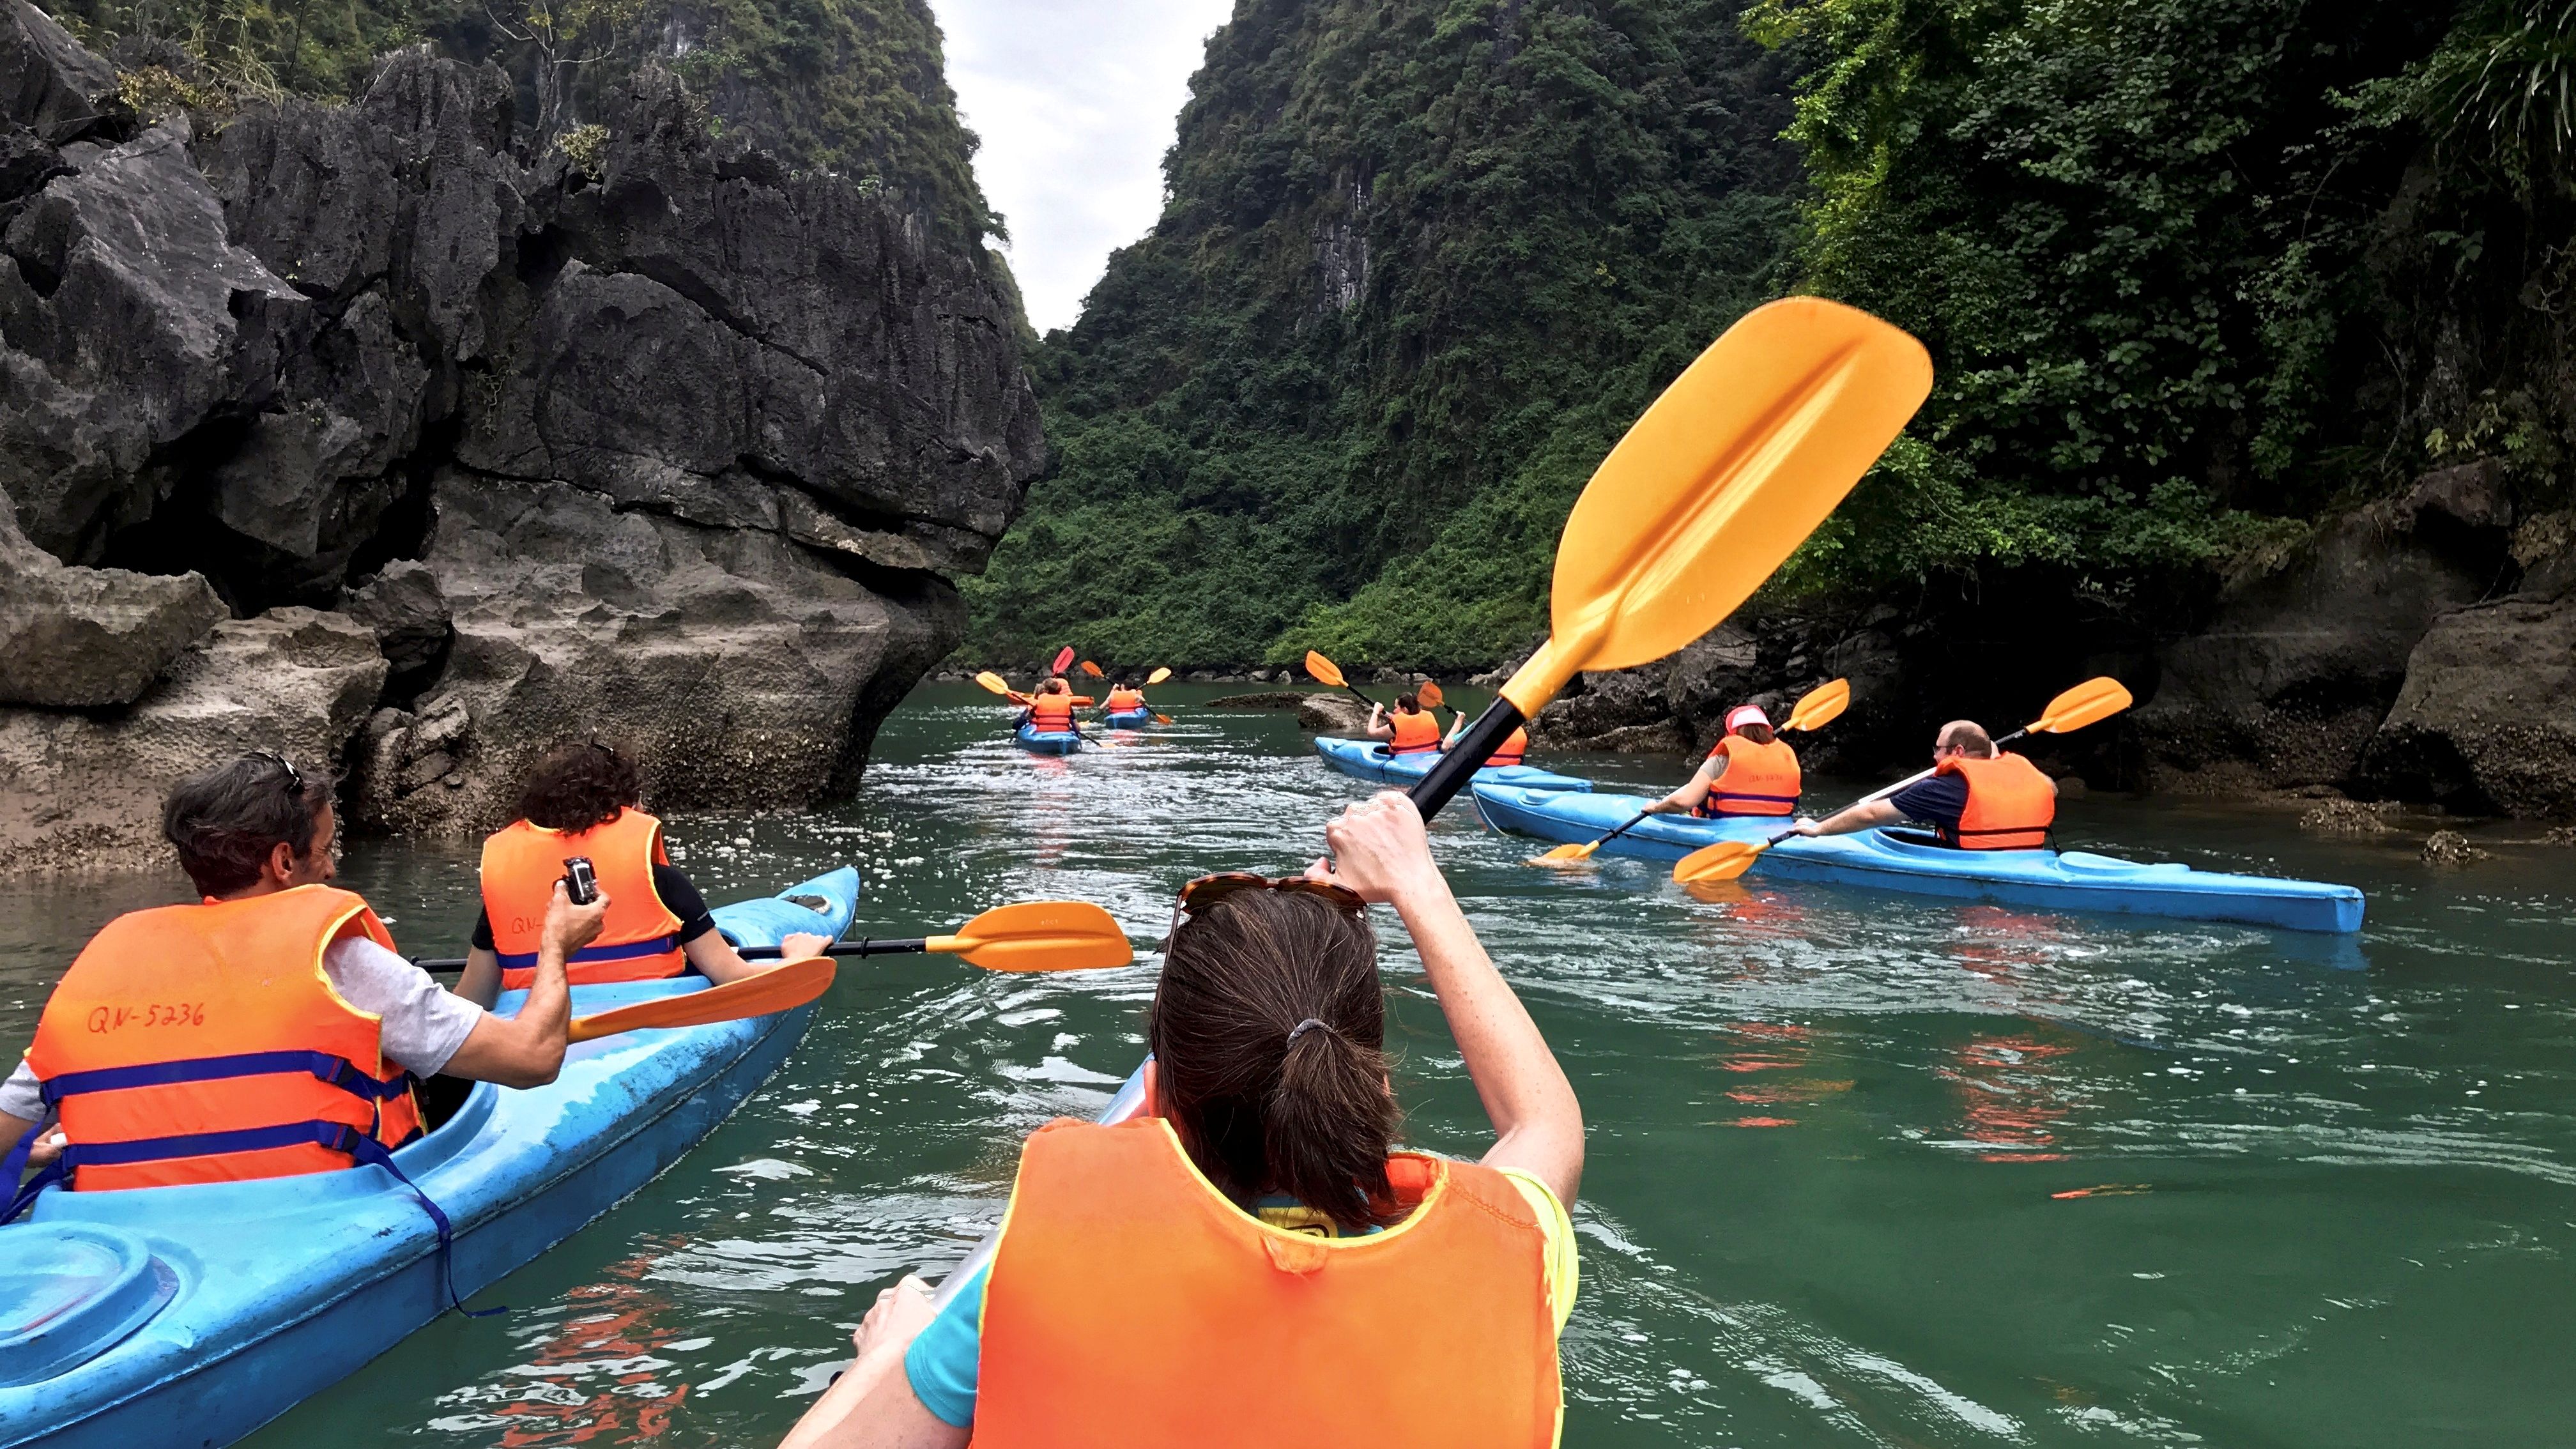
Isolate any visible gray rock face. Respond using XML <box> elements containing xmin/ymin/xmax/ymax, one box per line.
<box><xmin>1</xmin><ymin>479</ymin><xmax>226</xmax><ymax>706</ymax></box>
<box><xmin>0</xmin><ymin>609</ymin><xmax>387</xmax><ymax>873</ymax></box>
<box><xmin>0</xmin><ymin>26</ymin><xmax>1041</xmax><ymax>872</ymax></box>
<box><xmin>2361</xmin><ymin>572</ymin><xmax>2576</xmax><ymax>818</ymax></box>
<box><xmin>2133</xmin><ymin>464</ymin><xmax>2517</xmax><ymax>794</ymax></box>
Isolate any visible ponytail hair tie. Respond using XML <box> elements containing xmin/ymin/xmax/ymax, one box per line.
<box><xmin>1285</xmin><ymin>1017</ymin><xmax>1331</xmax><ymax>1046</ymax></box>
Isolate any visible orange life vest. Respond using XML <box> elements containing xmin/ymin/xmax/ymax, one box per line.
<box><xmin>1105</xmin><ymin>689</ymin><xmax>1146</xmax><ymax>712</ymax></box>
<box><xmin>975</xmin><ymin>1117</ymin><xmax>1560</xmax><ymax>1448</ymax></box>
<box><xmin>1697</xmin><ymin>735</ymin><xmax>1802</xmax><ymax>818</ymax></box>
<box><xmin>21</xmin><ymin>886</ymin><xmax>422</xmax><ymax>1193</ymax></box>
<box><xmin>480</xmin><ymin>809</ymin><xmax>686</xmax><ymax>990</ymax></box>
<box><xmin>1028</xmin><ymin>693</ymin><xmax>1078</xmax><ymax>732</ymax></box>
<box><xmin>1936</xmin><ymin>753</ymin><xmax>2057</xmax><ymax>850</ymax></box>
<box><xmin>1386</xmin><ymin>709</ymin><xmax>1442</xmax><ymax>755</ymax></box>
<box><xmin>1483</xmin><ymin>726</ymin><xmax>1531</xmax><ymax>769</ymax></box>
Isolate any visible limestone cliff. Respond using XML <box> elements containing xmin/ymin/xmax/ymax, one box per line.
<box><xmin>0</xmin><ymin>0</ymin><xmax>1041</xmax><ymax>873</ymax></box>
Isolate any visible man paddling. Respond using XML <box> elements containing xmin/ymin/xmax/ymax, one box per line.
<box><xmin>1793</xmin><ymin>720</ymin><xmax>2057</xmax><ymax>849</ymax></box>
<box><xmin>0</xmin><ymin>751</ymin><xmax>607</xmax><ymax>1196</ymax></box>
<box><xmin>1647</xmin><ymin>703</ymin><xmax>1801</xmax><ymax>818</ymax></box>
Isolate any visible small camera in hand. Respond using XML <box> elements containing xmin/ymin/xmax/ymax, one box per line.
<box><xmin>561</xmin><ymin>856</ymin><xmax>599</xmax><ymax>905</ymax></box>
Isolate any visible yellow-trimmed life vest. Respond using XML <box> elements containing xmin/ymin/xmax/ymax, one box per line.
<box><xmin>1937</xmin><ymin>753</ymin><xmax>2056</xmax><ymax>850</ymax></box>
<box><xmin>22</xmin><ymin>886</ymin><xmax>422</xmax><ymax>1192</ymax></box>
<box><xmin>1696</xmin><ymin>735</ymin><xmax>1802</xmax><ymax>818</ymax></box>
<box><xmin>974</xmin><ymin>1116</ymin><xmax>1561</xmax><ymax>1448</ymax></box>
<box><xmin>480</xmin><ymin>809</ymin><xmax>686</xmax><ymax>989</ymax></box>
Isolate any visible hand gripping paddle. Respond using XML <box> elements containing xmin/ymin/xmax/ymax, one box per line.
<box><xmin>1669</xmin><ymin>676</ymin><xmax>2133</xmax><ymax>884</ymax></box>
<box><xmin>1529</xmin><ymin>675</ymin><xmax>1851</xmax><ymax>865</ymax></box>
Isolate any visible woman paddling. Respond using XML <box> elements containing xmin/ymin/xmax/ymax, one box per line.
<box><xmin>781</xmin><ymin>791</ymin><xmax>1584</xmax><ymax>1448</ymax></box>
<box><xmin>459</xmin><ymin>742</ymin><xmax>827</xmax><ymax>1004</ymax></box>
<box><xmin>1646</xmin><ymin>703</ymin><xmax>1802</xmax><ymax>819</ymax></box>
<box><xmin>1365</xmin><ymin>691</ymin><xmax>1443</xmax><ymax>755</ymax></box>
<box><xmin>1099</xmin><ymin>678</ymin><xmax>1149</xmax><ymax>716</ymax></box>
<box><xmin>1019</xmin><ymin>677</ymin><xmax>1080</xmax><ymax>735</ymax></box>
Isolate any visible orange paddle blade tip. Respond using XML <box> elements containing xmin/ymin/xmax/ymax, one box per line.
<box><xmin>1418</xmin><ymin>680</ymin><xmax>1446</xmax><ymax>709</ymax></box>
<box><xmin>567</xmin><ymin>956</ymin><xmax>836</xmax><ymax>1041</ymax></box>
<box><xmin>2035</xmin><ymin>677</ymin><xmax>2133</xmax><ymax>734</ymax></box>
<box><xmin>1671</xmin><ymin>839</ymin><xmax>1767</xmax><ymax>884</ymax></box>
<box><xmin>1080</xmin><ymin>660</ymin><xmax>1105</xmax><ymax>677</ymax></box>
<box><xmin>1303</xmin><ymin>650</ymin><xmax>1346</xmax><ymax>688</ymax></box>
<box><xmin>1528</xmin><ymin>840</ymin><xmax>1600</xmax><ymax>866</ymax></box>
<box><xmin>1786</xmin><ymin>677</ymin><xmax>1850</xmax><ymax>732</ymax></box>
<box><xmin>928</xmin><ymin>900</ymin><xmax>1134</xmax><ymax>973</ymax></box>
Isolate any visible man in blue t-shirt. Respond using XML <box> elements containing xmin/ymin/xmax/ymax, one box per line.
<box><xmin>1793</xmin><ymin>719</ymin><xmax>2046</xmax><ymax>843</ymax></box>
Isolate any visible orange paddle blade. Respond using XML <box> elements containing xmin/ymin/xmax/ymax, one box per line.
<box><xmin>567</xmin><ymin>957</ymin><xmax>835</xmax><ymax>1042</ymax></box>
<box><xmin>1146</xmin><ymin>667</ymin><xmax>1173</xmax><ymax>686</ymax></box>
<box><xmin>1418</xmin><ymin>680</ymin><xmax>1446</xmax><ymax>709</ymax></box>
<box><xmin>1081</xmin><ymin>660</ymin><xmax>1105</xmax><ymax>678</ymax></box>
<box><xmin>1051</xmin><ymin>646</ymin><xmax>1075</xmax><ymax>675</ymax></box>
<box><xmin>1499</xmin><ymin>298</ymin><xmax>1933</xmax><ymax>716</ymax></box>
<box><xmin>1672</xmin><ymin>838</ymin><xmax>1770</xmax><ymax>884</ymax></box>
<box><xmin>1530</xmin><ymin>839</ymin><xmax>1602</xmax><ymax>864</ymax></box>
<box><xmin>2033</xmin><ymin>677</ymin><xmax>2133</xmax><ymax>734</ymax></box>
<box><xmin>1785</xmin><ymin>677</ymin><xmax>1850</xmax><ymax>732</ymax></box>
<box><xmin>926</xmin><ymin>901</ymin><xmax>1134</xmax><ymax>973</ymax></box>
<box><xmin>1303</xmin><ymin>650</ymin><xmax>1346</xmax><ymax>689</ymax></box>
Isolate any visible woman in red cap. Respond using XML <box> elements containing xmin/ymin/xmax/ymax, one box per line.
<box><xmin>1648</xmin><ymin>703</ymin><xmax>1803</xmax><ymax>818</ymax></box>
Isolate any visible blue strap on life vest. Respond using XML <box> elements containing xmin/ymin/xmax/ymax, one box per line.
<box><xmin>34</xmin><ymin>1049</ymin><xmax>416</xmax><ymax>1107</ymax></box>
<box><xmin>494</xmin><ymin>933</ymin><xmax>678</xmax><ymax>972</ymax></box>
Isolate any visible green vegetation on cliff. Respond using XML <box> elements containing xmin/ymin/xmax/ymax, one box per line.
<box><xmin>44</xmin><ymin>0</ymin><xmax>996</xmax><ymax>240</ymax></box>
<box><xmin>963</xmin><ymin>0</ymin><xmax>1804</xmax><ymax>670</ymax></box>
<box><xmin>972</xmin><ymin>0</ymin><xmax>2576</xmax><ymax>670</ymax></box>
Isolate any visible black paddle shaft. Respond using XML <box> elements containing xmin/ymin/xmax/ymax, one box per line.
<box><xmin>411</xmin><ymin>937</ymin><xmax>928</xmax><ymax>972</ymax></box>
<box><xmin>1408</xmin><ymin>698</ymin><xmax>1529</xmax><ymax>822</ymax></box>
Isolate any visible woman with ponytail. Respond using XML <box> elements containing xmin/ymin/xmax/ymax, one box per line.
<box><xmin>783</xmin><ymin>792</ymin><xmax>1584</xmax><ymax>1449</ymax></box>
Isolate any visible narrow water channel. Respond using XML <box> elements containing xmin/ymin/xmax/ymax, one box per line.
<box><xmin>4</xmin><ymin>682</ymin><xmax>2570</xmax><ymax>1446</ymax></box>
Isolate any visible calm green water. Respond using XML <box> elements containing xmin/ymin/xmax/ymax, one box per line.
<box><xmin>4</xmin><ymin>681</ymin><xmax>2573</xmax><ymax>1446</ymax></box>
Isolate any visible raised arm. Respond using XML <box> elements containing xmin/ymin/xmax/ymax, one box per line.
<box><xmin>1363</xmin><ymin>702</ymin><xmax>1391</xmax><ymax>740</ymax></box>
<box><xmin>441</xmin><ymin>882</ymin><xmax>600</xmax><ymax>1088</ymax></box>
<box><xmin>1314</xmin><ymin>792</ymin><xmax>1583</xmax><ymax>1207</ymax></box>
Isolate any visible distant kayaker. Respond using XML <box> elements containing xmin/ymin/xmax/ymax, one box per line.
<box><xmin>1020</xmin><ymin>677</ymin><xmax>1079</xmax><ymax>733</ymax></box>
<box><xmin>1101</xmin><ymin>680</ymin><xmax>1149</xmax><ymax>714</ymax></box>
<box><xmin>1648</xmin><ymin>703</ymin><xmax>1802</xmax><ymax>818</ymax></box>
<box><xmin>779</xmin><ymin>790</ymin><xmax>1583</xmax><ymax>1447</ymax></box>
<box><xmin>0</xmin><ymin>751</ymin><xmax>608</xmax><ymax>1197</ymax></box>
<box><xmin>1365</xmin><ymin>692</ymin><xmax>1443</xmax><ymax>755</ymax></box>
<box><xmin>463</xmin><ymin>742</ymin><xmax>829</xmax><ymax>999</ymax></box>
<box><xmin>1793</xmin><ymin>719</ymin><xmax>2057</xmax><ymax>849</ymax></box>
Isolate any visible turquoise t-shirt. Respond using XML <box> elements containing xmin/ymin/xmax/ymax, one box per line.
<box><xmin>901</xmin><ymin>1174</ymin><xmax>1580</xmax><ymax>1428</ymax></box>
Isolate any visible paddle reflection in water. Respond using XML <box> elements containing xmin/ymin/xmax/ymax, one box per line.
<box><xmin>433</xmin><ymin>1245</ymin><xmax>696</xmax><ymax>1446</ymax></box>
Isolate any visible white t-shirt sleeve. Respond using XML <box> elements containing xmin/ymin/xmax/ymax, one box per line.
<box><xmin>0</xmin><ymin>1059</ymin><xmax>42</xmax><ymax>1123</ymax></box>
<box><xmin>321</xmin><ymin>936</ymin><xmax>484</xmax><ymax>1080</ymax></box>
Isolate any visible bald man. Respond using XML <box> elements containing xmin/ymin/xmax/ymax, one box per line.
<box><xmin>1794</xmin><ymin>720</ymin><xmax>2058</xmax><ymax>850</ymax></box>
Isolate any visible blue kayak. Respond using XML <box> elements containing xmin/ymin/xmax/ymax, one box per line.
<box><xmin>1475</xmin><ymin>786</ymin><xmax>2365</xmax><ymax>934</ymax></box>
<box><xmin>0</xmin><ymin>866</ymin><xmax>859</xmax><ymax>1448</ymax></box>
<box><xmin>1312</xmin><ymin>736</ymin><xmax>1591</xmax><ymax>793</ymax></box>
<box><xmin>1015</xmin><ymin>724</ymin><xmax>1082</xmax><ymax>755</ymax></box>
<box><xmin>1102</xmin><ymin>710</ymin><xmax>1154</xmax><ymax>729</ymax></box>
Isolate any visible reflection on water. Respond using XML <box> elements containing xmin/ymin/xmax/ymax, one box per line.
<box><xmin>1</xmin><ymin>682</ymin><xmax>2571</xmax><ymax>1446</ymax></box>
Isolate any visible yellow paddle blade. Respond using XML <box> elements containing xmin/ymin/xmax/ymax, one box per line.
<box><xmin>1147</xmin><ymin>667</ymin><xmax>1172</xmax><ymax>686</ymax></box>
<box><xmin>1303</xmin><ymin>650</ymin><xmax>1347</xmax><ymax>689</ymax></box>
<box><xmin>1418</xmin><ymin>680</ymin><xmax>1445</xmax><ymax>709</ymax></box>
<box><xmin>974</xmin><ymin>671</ymin><xmax>1015</xmax><ymax>696</ymax></box>
<box><xmin>567</xmin><ymin>956</ymin><xmax>835</xmax><ymax>1042</ymax></box>
<box><xmin>1785</xmin><ymin>677</ymin><xmax>1850</xmax><ymax>732</ymax></box>
<box><xmin>1502</xmin><ymin>298</ymin><xmax>1932</xmax><ymax>714</ymax></box>
<box><xmin>2033</xmin><ymin>677</ymin><xmax>2133</xmax><ymax>735</ymax></box>
<box><xmin>1671</xmin><ymin>838</ymin><xmax>1770</xmax><ymax>885</ymax></box>
<box><xmin>1529</xmin><ymin>839</ymin><xmax>1602</xmax><ymax>864</ymax></box>
<box><xmin>1080</xmin><ymin>660</ymin><xmax>1105</xmax><ymax>678</ymax></box>
<box><xmin>924</xmin><ymin>901</ymin><xmax>1134</xmax><ymax>973</ymax></box>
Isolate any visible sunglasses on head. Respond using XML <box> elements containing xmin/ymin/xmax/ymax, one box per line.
<box><xmin>1165</xmin><ymin>871</ymin><xmax>1365</xmax><ymax>950</ymax></box>
<box><xmin>249</xmin><ymin>749</ymin><xmax>304</xmax><ymax>796</ymax></box>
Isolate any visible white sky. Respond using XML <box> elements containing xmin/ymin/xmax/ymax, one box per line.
<box><xmin>930</xmin><ymin>0</ymin><xmax>1236</xmax><ymax>335</ymax></box>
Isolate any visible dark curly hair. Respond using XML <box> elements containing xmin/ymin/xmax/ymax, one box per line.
<box><xmin>516</xmin><ymin>742</ymin><xmax>643</xmax><ymax>832</ymax></box>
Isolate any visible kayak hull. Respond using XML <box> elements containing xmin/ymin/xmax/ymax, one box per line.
<box><xmin>1475</xmin><ymin>786</ymin><xmax>2365</xmax><ymax>934</ymax></box>
<box><xmin>1102</xmin><ymin>710</ymin><xmax>1153</xmax><ymax>729</ymax></box>
<box><xmin>1312</xmin><ymin>736</ymin><xmax>1590</xmax><ymax>793</ymax></box>
<box><xmin>0</xmin><ymin>867</ymin><xmax>859</xmax><ymax>1448</ymax></box>
<box><xmin>1015</xmin><ymin>724</ymin><xmax>1082</xmax><ymax>755</ymax></box>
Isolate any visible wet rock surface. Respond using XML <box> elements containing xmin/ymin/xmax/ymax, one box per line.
<box><xmin>0</xmin><ymin>20</ymin><xmax>1041</xmax><ymax>872</ymax></box>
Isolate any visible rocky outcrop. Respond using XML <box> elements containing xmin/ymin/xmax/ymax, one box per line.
<box><xmin>1206</xmin><ymin>690</ymin><xmax>1370</xmax><ymax>733</ymax></box>
<box><xmin>2359</xmin><ymin>568</ymin><xmax>2576</xmax><ymax>818</ymax></box>
<box><xmin>0</xmin><ymin>15</ymin><xmax>1041</xmax><ymax>873</ymax></box>
<box><xmin>0</xmin><ymin>610</ymin><xmax>387</xmax><ymax>873</ymax></box>
<box><xmin>1</xmin><ymin>482</ymin><xmax>226</xmax><ymax>705</ymax></box>
<box><xmin>2133</xmin><ymin>463</ymin><xmax>2517</xmax><ymax>795</ymax></box>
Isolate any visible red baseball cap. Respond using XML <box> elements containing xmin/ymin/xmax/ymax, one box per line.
<box><xmin>1726</xmin><ymin>704</ymin><xmax>1772</xmax><ymax>732</ymax></box>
